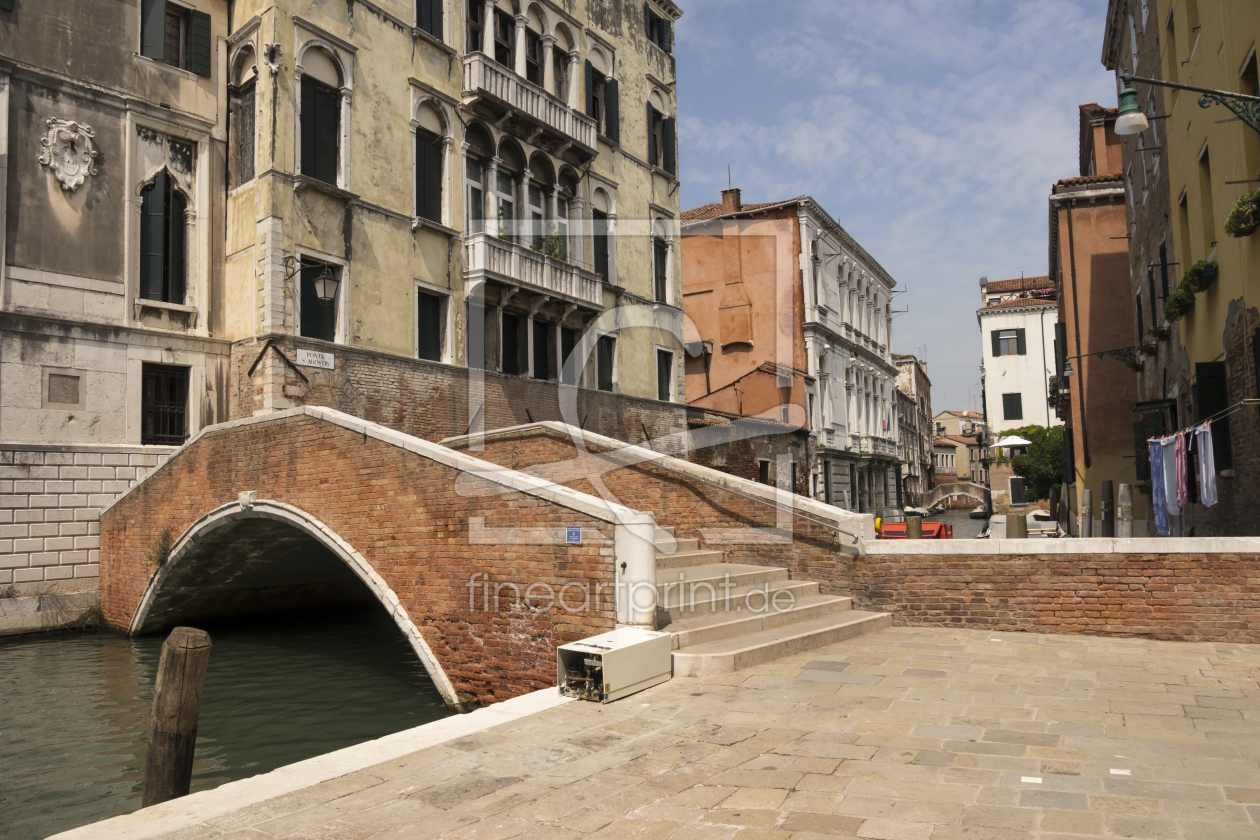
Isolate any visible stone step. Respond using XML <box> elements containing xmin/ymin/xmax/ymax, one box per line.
<box><xmin>654</xmin><ymin>536</ymin><xmax>701</xmax><ymax>554</ymax></box>
<box><xmin>658</xmin><ymin>579</ymin><xmax>818</xmax><ymax>622</ymax></box>
<box><xmin>671</xmin><ymin>609</ymin><xmax>892</xmax><ymax>678</ymax></box>
<box><xmin>661</xmin><ymin>592</ymin><xmax>855</xmax><ymax>650</ymax></box>
<box><xmin>655</xmin><ymin>563</ymin><xmax>789</xmax><ymax>591</ymax></box>
<box><xmin>655</xmin><ymin>549</ymin><xmax>723</xmax><ymax>570</ymax></box>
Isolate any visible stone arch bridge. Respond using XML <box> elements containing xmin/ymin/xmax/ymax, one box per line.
<box><xmin>923</xmin><ymin>481</ymin><xmax>989</xmax><ymax>509</ymax></box>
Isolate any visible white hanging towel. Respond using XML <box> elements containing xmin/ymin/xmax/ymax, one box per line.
<box><xmin>1196</xmin><ymin>424</ymin><xmax>1218</xmax><ymax>506</ymax></box>
<box><xmin>1160</xmin><ymin>436</ymin><xmax>1180</xmax><ymax>516</ymax></box>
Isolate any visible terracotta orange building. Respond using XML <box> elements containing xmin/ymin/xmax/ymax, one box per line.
<box><xmin>681</xmin><ymin>189</ymin><xmax>900</xmax><ymax>513</ymax></box>
<box><xmin>1051</xmin><ymin>104</ymin><xmax>1144</xmax><ymax>534</ymax></box>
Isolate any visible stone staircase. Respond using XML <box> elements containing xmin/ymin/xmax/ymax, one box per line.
<box><xmin>653</xmin><ymin>528</ymin><xmax>890</xmax><ymax>677</ymax></box>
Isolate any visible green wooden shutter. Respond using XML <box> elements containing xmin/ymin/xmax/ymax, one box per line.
<box><xmin>604</xmin><ymin>78</ymin><xmax>619</xmax><ymax>143</ymax></box>
<box><xmin>663</xmin><ymin>116</ymin><xmax>676</xmax><ymax>176</ymax></box>
<box><xmin>417</xmin><ymin>0</ymin><xmax>441</xmax><ymax>39</ymax></box>
<box><xmin>168</xmin><ymin>185</ymin><xmax>186</xmax><ymax>303</ymax></box>
<box><xmin>301</xmin><ymin>83</ymin><xmax>316</xmax><ymax>179</ymax></box>
<box><xmin>185</xmin><ymin>10</ymin><xmax>212</xmax><ymax>76</ymax></box>
<box><xmin>1016</xmin><ymin>328</ymin><xmax>1027</xmax><ymax>355</ymax></box>
<box><xmin>991</xmin><ymin>330</ymin><xmax>1001</xmax><ymax>357</ymax></box>
<box><xmin>647</xmin><ymin>103</ymin><xmax>656</xmax><ymax>164</ymax></box>
<box><xmin>597</xmin><ymin>335</ymin><xmax>614</xmax><ymax>391</ymax></box>
<box><xmin>644</xmin><ymin>2</ymin><xmax>652</xmax><ymax>37</ymax></box>
<box><xmin>417</xmin><ymin>134</ymin><xmax>443</xmax><ymax>223</ymax></box>
<box><xmin>584</xmin><ymin>60</ymin><xmax>595</xmax><ymax>117</ymax></box>
<box><xmin>660</xmin><ymin>19</ymin><xmax>673</xmax><ymax>53</ymax></box>
<box><xmin>139</xmin><ymin>173</ymin><xmax>167</xmax><ymax>300</ymax></box>
<box><xmin>239</xmin><ymin>84</ymin><xmax>256</xmax><ymax>183</ymax></box>
<box><xmin>0</xmin><ymin>0</ymin><xmax>14</xmax><ymax>12</ymax></box>
<box><xmin>140</xmin><ymin>0</ymin><xmax>166</xmax><ymax>59</ymax></box>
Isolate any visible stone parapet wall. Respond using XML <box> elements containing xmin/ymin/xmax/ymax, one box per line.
<box><xmin>1</xmin><ymin>444</ymin><xmax>175</xmax><ymax>587</ymax></box>
<box><xmin>858</xmin><ymin>538</ymin><xmax>1260</xmax><ymax>643</ymax></box>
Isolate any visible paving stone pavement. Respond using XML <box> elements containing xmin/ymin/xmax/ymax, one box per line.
<box><xmin>148</xmin><ymin>627</ymin><xmax>1260</xmax><ymax>840</ymax></box>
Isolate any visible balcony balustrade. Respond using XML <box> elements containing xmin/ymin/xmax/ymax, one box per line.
<box><xmin>463</xmin><ymin>53</ymin><xmax>597</xmax><ymax>152</ymax></box>
<box><xmin>464</xmin><ymin>233</ymin><xmax>603</xmax><ymax>308</ymax></box>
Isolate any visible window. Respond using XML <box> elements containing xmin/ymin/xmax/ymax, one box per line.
<box><xmin>1159</xmin><ymin>242</ymin><xmax>1170</xmax><ymax>298</ymax></box>
<box><xmin>1128</xmin><ymin>14</ymin><xmax>1139</xmax><ymax>72</ymax></box>
<box><xmin>525</xmin><ymin>30</ymin><xmax>542</xmax><ymax>86</ymax></box>
<box><xmin>555</xmin><ymin>196</ymin><xmax>569</xmax><ymax>257</ymax></box>
<box><xmin>1002</xmin><ymin>393</ymin><xmax>1023</xmax><ymax>421</ymax></box>
<box><xmin>1136</xmin><ymin>291</ymin><xmax>1144</xmax><ymax>341</ymax></box>
<box><xmin>1178</xmin><ymin>190</ymin><xmax>1192</xmax><ymax>263</ymax></box>
<box><xmin>465</xmin><ymin>0</ymin><xmax>483</xmax><ymax>53</ymax></box>
<box><xmin>142</xmin><ymin>363</ymin><xmax>189</xmax><ymax>445</ymax></box>
<box><xmin>653</xmin><ymin>237</ymin><xmax>668</xmax><ymax>302</ymax></box>
<box><xmin>561</xmin><ymin>327</ymin><xmax>578</xmax><ymax>384</ymax></box>
<box><xmin>493</xmin><ymin>10</ymin><xmax>514</xmax><ymax>68</ymax></box>
<box><xmin>230</xmin><ymin>81</ymin><xmax>256</xmax><ymax>188</ymax></box>
<box><xmin>299</xmin><ymin>261</ymin><xmax>338</xmax><ymax>342</ymax></box>
<box><xmin>644</xmin><ymin>3</ymin><xmax>672</xmax><ymax>53</ymax></box>
<box><xmin>1198</xmin><ymin>146</ymin><xmax>1215</xmax><ymax>251</ymax></box>
<box><xmin>552</xmin><ymin>47</ymin><xmax>569</xmax><ymax>100</ymax></box>
<box><xmin>139</xmin><ymin>170</ymin><xmax>187</xmax><ymax>304</ymax></box>
<box><xmin>502</xmin><ymin>312</ymin><xmax>523</xmax><ymax>376</ymax></box>
<box><xmin>415</xmin><ymin>129</ymin><xmax>443</xmax><ymax>223</ymax></box>
<box><xmin>416</xmin><ymin>0</ymin><xmax>442</xmax><ymax>41</ymax></box>
<box><xmin>466</xmin><ymin>156</ymin><xmax>484</xmax><ymax>233</ymax></box>
<box><xmin>300</xmin><ymin>78</ymin><xmax>340</xmax><ymax>185</ymax></box>
<box><xmin>417</xmin><ymin>290</ymin><xmax>444</xmax><ymax>362</ymax></box>
<box><xmin>1147</xmin><ymin>268</ymin><xmax>1157</xmax><ymax>327</ymax></box>
<box><xmin>532</xmin><ymin>320</ymin><xmax>550</xmax><ymax>380</ymax></box>
<box><xmin>648</xmin><ymin>105</ymin><xmax>664</xmax><ymax>167</ymax></box>
<box><xmin>592</xmin><ymin>209</ymin><xmax>610</xmax><ymax>279</ymax></box>
<box><xmin>494</xmin><ymin>170</ymin><xmax>516</xmax><ymax>241</ymax></box>
<box><xmin>1196</xmin><ymin>362</ymin><xmax>1233</xmax><ymax>469</ymax></box>
<box><xmin>527</xmin><ymin>184</ymin><xmax>544</xmax><ymax>246</ymax></box>
<box><xmin>596</xmin><ymin>334</ymin><xmax>615</xmax><ymax>392</ymax></box>
<box><xmin>585</xmin><ymin>63</ymin><xmax>619</xmax><ymax>142</ymax></box>
<box><xmin>1138</xmin><ymin>134</ymin><xmax>1148</xmax><ymax>194</ymax></box>
<box><xmin>758</xmin><ymin>459</ymin><xmax>770</xmax><ymax>485</ymax></box>
<box><xmin>656</xmin><ymin>348</ymin><xmax>673</xmax><ymax>401</ymax></box>
<box><xmin>791</xmin><ymin>462</ymin><xmax>798</xmax><ymax>493</ymax></box>
<box><xmin>992</xmin><ymin>328</ymin><xmax>1025</xmax><ymax>357</ymax></box>
<box><xmin>140</xmin><ymin>0</ymin><xmax>212</xmax><ymax>77</ymax></box>
<box><xmin>1165</xmin><ymin>10</ymin><xmax>1179</xmax><ymax>84</ymax></box>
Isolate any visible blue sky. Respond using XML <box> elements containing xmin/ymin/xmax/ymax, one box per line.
<box><xmin>674</xmin><ymin>0</ymin><xmax>1117</xmax><ymax>415</ymax></box>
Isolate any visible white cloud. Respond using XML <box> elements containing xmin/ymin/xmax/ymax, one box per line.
<box><xmin>676</xmin><ymin>0</ymin><xmax>1115</xmax><ymax>412</ymax></box>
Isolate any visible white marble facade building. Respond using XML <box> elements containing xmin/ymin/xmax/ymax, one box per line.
<box><xmin>799</xmin><ymin>201</ymin><xmax>899</xmax><ymax>513</ymax></box>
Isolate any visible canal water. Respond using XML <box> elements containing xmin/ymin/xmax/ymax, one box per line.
<box><xmin>925</xmin><ymin>507</ymin><xmax>989</xmax><ymax>539</ymax></box>
<box><xmin>0</xmin><ymin>609</ymin><xmax>451</xmax><ymax>840</ymax></box>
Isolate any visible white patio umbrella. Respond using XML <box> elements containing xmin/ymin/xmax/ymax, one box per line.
<box><xmin>993</xmin><ymin>436</ymin><xmax>1031</xmax><ymax>448</ymax></box>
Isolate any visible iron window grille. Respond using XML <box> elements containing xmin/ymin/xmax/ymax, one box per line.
<box><xmin>142</xmin><ymin>363</ymin><xmax>189</xmax><ymax>445</ymax></box>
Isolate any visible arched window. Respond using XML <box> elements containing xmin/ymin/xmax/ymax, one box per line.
<box><xmin>646</xmin><ymin>89</ymin><xmax>675</xmax><ymax>175</ymax></box>
<box><xmin>140</xmin><ymin>170</ymin><xmax>187</xmax><ymax>304</ymax></box>
<box><xmin>585</xmin><ymin>47</ymin><xmax>619</xmax><ymax>142</ymax></box>
<box><xmin>552</xmin><ymin>24</ymin><xmax>576</xmax><ymax>102</ymax></box>
<box><xmin>464</xmin><ymin>123</ymin><xmax>494</xmax><ymax>233</ymax></box>
<box><xmin>652</xmin><ymin>217</ymin><xmax>670</xmax><ymax>303</ymax></box>
<box><xmin>298</xmin><ymin>44</ymin><xmax>345</xmax><ymax>186</ymax></box>
<box><xmin>414</xmin><ymin>100</ymin><xmax>446</xmax><ymax>223</ymax></box>
<box><xmin>527</xmin><ymin>152</ymin><xmax>555</xmax><ymax>247</ymax></box>
<box><xmin>229</xmin><ymin>48</ymin><xmax>257</xmax><ymax>188</ymax></box>
<box><xmin>523</xmin><ymin>6</ymin><xmax>544</xmax><ymax>85</ymax></box>
<box><xmin>493</xmin><ymin>138</ymin><xmax>524</xmax><ymax>241</ymax></box>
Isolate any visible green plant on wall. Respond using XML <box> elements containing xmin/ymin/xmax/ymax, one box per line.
<box><xmin>1183</xmin><ymin>260</ymin><xmax>1219</xmax><ymax>293</ymax></box>
<box><xmin>1164</xmin><ymin>283</ymin><xmax>1195</xmax><ymax>321</ymax></box>
<box><xmin>145</xmin><ymin>527</ymin><xmax>172</xmax><ymax>567</ymax></box>
<box><xmin>1224</xmin><ymin>190</ymin><xmax>1260</xmax><ymax>237</ymax></box>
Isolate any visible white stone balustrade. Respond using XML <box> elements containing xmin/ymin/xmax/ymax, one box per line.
<box><xmin>464</xmin><ymin>233</ymin><xmax>603</xmax><ymax>308</ymax></box>
<box><xmin>463</xmin><ymin>54</ymin><xmax>597</xmax><ymax>150</ymax></box>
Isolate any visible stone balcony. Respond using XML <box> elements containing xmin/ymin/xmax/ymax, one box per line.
<box><xmin>464</xmin><ymin>233</ymin><xmax>604</xmax><ymax>309</ymax></box>
<box><xmin>463</xmin><ymin>53</ymin><xmax>597</xmax><ymax>155</ymax></box>
<box><xmin>850</xmin><ymin>434</ymin><xmax>897</xmax><ymax>458</ymax></box>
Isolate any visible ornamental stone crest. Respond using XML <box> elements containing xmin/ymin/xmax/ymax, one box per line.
<box><xmin>38</xmin><ymin>118</ymin><xmax>99</xmax><ymax>191</ymax></box>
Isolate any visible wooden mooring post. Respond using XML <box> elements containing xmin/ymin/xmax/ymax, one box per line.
<box><xmin>142</xmin><ymin>627</ymin><xmax>212</xmax><ymax>807</ymax></box>
<box><xmin>906</xmin><ymin>515</ymin><xmax>923</xmax><ymax>539</ymax></box>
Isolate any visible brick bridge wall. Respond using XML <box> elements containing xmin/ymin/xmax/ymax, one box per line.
<box><xmin>101</xmin><ymin>412</ymin><xmax>620</xmax><ymax>708</ymax></box>
<box><xmin>229</xmin><ymin>334</ymin><xmax>810</xmax><ymax>490</ymax></box>
<box><xmin>858</xmin><ymin>543</ymin><xmax>1260</xmax><ymax>643</ymax></box>
<box><xmin>448</xmin><ymin>425</ymin><xmax>864</xmax><ymax>596</ymax></box>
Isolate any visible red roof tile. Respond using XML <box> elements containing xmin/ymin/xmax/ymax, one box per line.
<box><xmin>985</xmin><ymin>276</ymin><xmax>1052</xmax><ymax>293</ymax></box>
<box><xmin>681</xmin><ymin>197</ymin><xmax>807</xmax><ymax>222</ymax></box>
<box><xmin>1080</xmin><ymin>102</ymin><xmax>1119</xmax><ymax>116</ymax></box>
<box><xmin>1054</xmin><ymin>173</ymin><xmax>1124</xmax><ymax>188</ymax></box>
<box><xmin>982</xmin><ymin>297</ymin><xmax>1057</xmax><ymax>311</ymax></box>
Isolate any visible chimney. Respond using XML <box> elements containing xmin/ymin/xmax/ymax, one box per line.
<box><xmin>721</xmin><ymin>187</ymin><xmax>742</xmax><ymax>214</ymax></box>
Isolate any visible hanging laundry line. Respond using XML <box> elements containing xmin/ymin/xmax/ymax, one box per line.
<box><xmin>1146</xmin><ymin>398</ymin><xmax>1260</xmax><ymax>442</ymax></box>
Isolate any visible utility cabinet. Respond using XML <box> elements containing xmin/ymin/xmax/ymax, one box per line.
<box><xmin>558</xmin><ymin>627</ymin><xmax>672</xmax><ymax>703</ymax></box>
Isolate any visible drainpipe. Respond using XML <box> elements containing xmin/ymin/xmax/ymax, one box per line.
<box><xmin>1066</xmin><ymin>201</ymin><xmax>1090</xmax><ymax>469</ymax></box>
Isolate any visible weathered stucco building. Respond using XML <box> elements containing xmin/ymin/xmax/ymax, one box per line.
<box><xmin>893</xmin><ymin>353</ymin><xmax>931</xmax><ymax>506</ymax></box>
<box><xmin>1103</xmin><ymin>0</ymin><xmax>1260</xmax><ymax>537</ymax></box>
<box><xmin>978</xmin><ymin>276</ymin><xmax>1057</xmax><ymax>436</ymax></box>
<box><xmin>1</xmin><ymin>1</ymin><xmax>820</xmax><ymax>607</ymax></box>
<box><xmin>681</xmin><ymin>189</ymin><xmax>900</xmax><ymax>513</ymax></box>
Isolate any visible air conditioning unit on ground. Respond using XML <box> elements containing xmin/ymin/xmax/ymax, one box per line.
<box><xmin>557</xmin><ymin>627</ymin><xmax>672</xmax><ymax>703</ymax></box>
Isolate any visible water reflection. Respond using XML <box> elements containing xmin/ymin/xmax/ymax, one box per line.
<box><xmin>0</xmin><ymin>608</ymin><xmax>450</xmax><ymax>840</ymax></box>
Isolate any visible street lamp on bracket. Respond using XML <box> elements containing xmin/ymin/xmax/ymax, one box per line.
<box><xmin>1114</xmin><ymin>70</ymin><xmax>1260</xmax><ymax>136</ymax></box>
<box><xmin>281</xmin><ymin>255</ymin><xmax>340</xmax><ymax>305</ymax></box>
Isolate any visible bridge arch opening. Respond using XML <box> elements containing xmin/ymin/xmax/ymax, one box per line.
<box><xmin>130</xmin><ymin>499</ymin><xmax>461</xmax><ymax>708</ymax></box>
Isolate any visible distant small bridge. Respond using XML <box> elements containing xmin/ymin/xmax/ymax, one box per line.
<box><xmin>924</xmin><ymin>481</ymin><xmax>989</xmax><ymax>509</ymax></box>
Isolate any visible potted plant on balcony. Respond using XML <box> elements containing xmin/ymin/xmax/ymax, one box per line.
<box><xmin>1224</xmin><ymin>190</ymin><xmax>1260</xmax><ymax>238</ymax></box>
<box><xmin>1125</xmin><ymin>357</ymin><xmax>1144</xmax><ymax>372</ymax></box>
<box><xmin>1164</xmin><ymin>282</ymin><xmax>1196</xmax><ymax>321</ymax></box>
<box><xmin>1184</xmin><ymin>259</ymin><xmax>1219</xmax><ymax>293</ymax></box>
<box><xmin>1146</xmin><ymin>325</ymin><xmax>1169</xmax><ymax>342</ymax></box>
<box><xmin>530</xmin><ymin>226</ymin><xmax>568</xmax><ymax>262</ymax></box>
